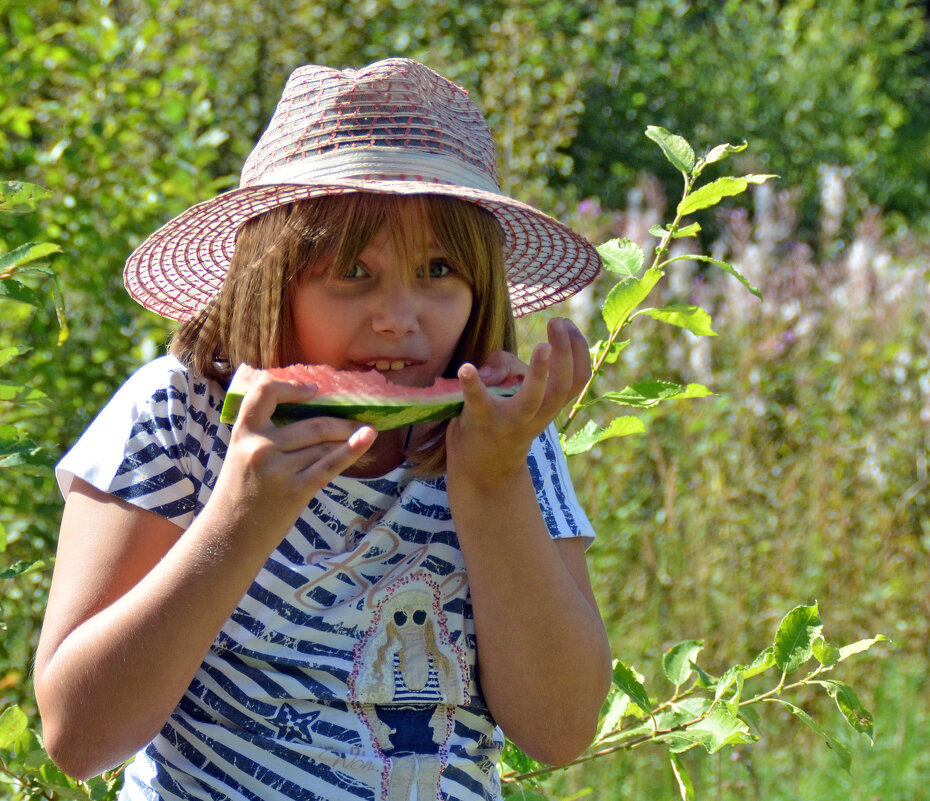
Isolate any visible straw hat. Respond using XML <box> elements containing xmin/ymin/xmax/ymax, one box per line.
<box><xmin>124</xmin><ymin>58</ymin><xmax>601</xmax><ymax>320</ymax></box>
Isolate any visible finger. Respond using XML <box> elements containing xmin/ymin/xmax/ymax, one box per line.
<box><xmin>549</xmin><ymin>316</ymin><xmax>593</xmax><ymax>392</ymax></box>
<box><xmin>274</xmin><ymin>414</ymin><xmax>369</xmax><ymax>454</ymax></box>
<box><xmin>566</xmin><ymin>320</ymin><xmax>593</xmax><ymax>394</ymax></box>
<box><xmin>297</xmin><ymin>425</ymin><xmax>377</xmax><ymax>483</ymax></box>
<box><xmin>545</xmin><ymin>318</ymin><xmax>575</xmax><ymax>397</ymax></box>
<box><xmin>458</xmin><ymin>362</ymin><xmax>495</xmax><ymax>416</ymax></box>
<box><xmin>477</xmin><ymin>350</ymin><xmax>528</xmax><ymax>386</ymax></box>
<box><xmin>514</xmin><ymin>342</ymin><xmax>552</xmax><ymax>415</ymax></box>
<box><xmin>546</xmin><ymin>318</ymin><xmax>590</xmax><ymax>403</ymax></box>
<box><xmin>236</xmin><ymin>372</ymin><xmax>318</xmax><ymax>429</ymax></box>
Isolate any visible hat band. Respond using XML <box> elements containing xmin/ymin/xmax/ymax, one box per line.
<box><xmin>251</xmin><ymin>146</ymin><xmax>502</xmax><ymax>195</ymax></box>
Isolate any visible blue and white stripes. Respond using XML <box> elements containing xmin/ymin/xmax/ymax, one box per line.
<box><xmin>57</xmin><ymin>356</ymin><xmax>594</xmax><ymax>801</ymax></box>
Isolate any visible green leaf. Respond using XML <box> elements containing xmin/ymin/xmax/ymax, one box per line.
<box><xmin>597</xmin><ymin>683</ymin><xmax>633</xmax><ymax>740</ymax></box>
<box><xmin>0</xmin><ymin>380</ymin><xmax>47</xmax><ymax>403</ymax></box>
<box><xmin>0</xmin><ymin>447</ymin><xmax>55</xmax><ymax>473</ymax></box>
<box><xmin>664</xmin><ymin>254</ymin><xmax>762</xmax><ymax>299</ymax></box>
<box><xmin>645</xmin><ymin>125</ymin><xmax>696</xmax><ymax>174</ymax></box>
<box><xmin>811</xmin><ymin>636</ymin><xmax>841</xmax><ymax>668</ymax></box>
<box><xmin>0</xmin><ymin>278</ymin><xmax>41</xmax><ymax>306</ymax></box>
<box><xmin>700</xmin><ymin>141</ymin><xmax>748</xmax><ymax>168</ymax></box>
<box><xmin>560</xmin><ymin>416</ymin><xmax>645</xmax><ymax>456</ymax></box>
<box><xmin>637</xmin><ymin>305</ymin><xmax>717</xmax><ymax>336</ymax></box>
<box><xmin>598</xmin><ymin>238</ymin><xmax>645</xmax><ymax>277</ymax></box>
<box><xmin>590</xmin><ymin>338</ymin><xmax>629</xmax><ymax>366</ymax></box>
<box><xmin>599</xmin><ymin>380</ymin><xmax>712</xmax><ymax>409</ymax></box>
<box><xmin>0</xmin><ymin>346</ymin><xmax>30</xmax><ymax>368</ymax></box>
<box><xmin>692</xmin><ymin>663</ymin><xmax>717</xmax><ymax>689</ymax></box>
<box><xmin>0</xmin><ymin>435</ymin><xmax>40</xmax><ymax>457</ymax></box>
<box><xmin>602</xmin><ymin>268</ymin><xmax>663</xmax><ymax>331</ymax></box>
<box><xmin>611</xmin><ymin>659</ymin><xmax>653</xmax><ymax>718</ymax></box>
<box><xmin>0</xmin><ymin>705</ymin><xmax>28</xmax><ymax>749</ymax></box>
<box><xmin>677</xmin><ymin>174</ymin><xmax>777</xmax><ymax>216</ymax></box>
<box><xmin>0</xmin><ymin>241</ymin><xmax>62</xmax><ymax>273</ymax></box>
<box><xmin>669</xmin><ymin>752</ymin><xmax>696</xmax><ymax>801</ymax></box>
<box><xmin>773</xmin><ymin>602</ymin><xmax>823</xmax><ymax>674</ymax></box>
<box><xmin>713</xmin><ymin>666</ymin><xmax>745</xmax><ymax>706</ymax></box>
<box><xmin>656</xmin><ymin>707</ymin><xmax>755</xmax><ymax>754</ymax></box>
<box><xmin>0</xmin><ymin>181</ymin><xmax>52</xmax><ymax>214</ymax></box>
<box><xmin>742</xmin><ymin>647</ymin><xmax>776</xmax><ymax>679</ymax></box>
<box><xmin>0</xmin><ymin>560</ymin><xmax>45</xmax><ymax>580</ymax></box>
<box><xmin>812</xmin><ymin>679</ymin><xmax>874</xmax><ymax>743</ymax></box>
<box><xmin>662</xmin><ymin>640</ymin><xmax>704</xmax><ymax>687</ymax></box>
<box><xmin>650</xmin><ymin>222</ymin><xmax>702</xmax><ymax>239</ymax></box>
<box><xmin>837</xmin><ymin>635</ymin><xmax>890</xmax><ymax>662</ymax></box>
<box><xmin>765</xmin><ymin>698</ymin><xmax>851</xmax><ymax>772</ymax></box>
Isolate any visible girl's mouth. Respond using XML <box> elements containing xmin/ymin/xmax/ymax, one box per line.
<box><xmin>358</xmin><ymin>359</ymin><xmax>419</xmax><ymax>372</ymax></box>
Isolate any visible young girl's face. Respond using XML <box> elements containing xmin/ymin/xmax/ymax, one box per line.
<box><xmin>291</xmin><ymin>220</ymin><xmax>474</xmax><ymax>387</ymax></box>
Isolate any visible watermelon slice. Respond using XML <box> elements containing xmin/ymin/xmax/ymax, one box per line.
<box><xmin>219</xmin><ymin>363</ymin><xmax>521</xmax><ymax>430</ymax></box>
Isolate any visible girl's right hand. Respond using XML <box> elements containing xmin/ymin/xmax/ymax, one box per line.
<box><xmin>215</xmin><ymin>372</ymin><xmax>377</xmax><ymax>547</ymax></box>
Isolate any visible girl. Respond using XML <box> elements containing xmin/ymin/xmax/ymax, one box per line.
<box><xmin>34</xmin><ymin>58</ymin><xmax>612</xmax><ymax>801</ymax></box>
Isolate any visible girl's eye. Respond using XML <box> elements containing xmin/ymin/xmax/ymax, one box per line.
<box><xmin>341</xmin><ymin>262</ymin><xmax>368</xmax><ymax>280</ymax></box>
<box><xmin>419</xmin><ymin>260</ymin><xmax>454</xmax><ymax>279</ymax></box>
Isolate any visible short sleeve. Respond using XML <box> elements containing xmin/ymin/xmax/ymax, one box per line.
<box><xmin>527</xmin><ymin>424</ymin><xmax>595</xmax><ymax>545</ymax></box>
<box><xmin>55</xmin><ymin>355</ymin><xmax>217</xmax><ymax>529</ymax></box>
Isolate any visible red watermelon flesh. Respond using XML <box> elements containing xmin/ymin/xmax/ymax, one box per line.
<box><xmin>220</xmin><ymin>363</ymin><xmax>521</xmax><ymax>430</ymax></box>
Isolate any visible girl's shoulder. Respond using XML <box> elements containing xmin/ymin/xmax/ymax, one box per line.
<box><xmin>113</xmin><ymin>354</ymin><xmax>226</xmax><ymax>415</ymax></box>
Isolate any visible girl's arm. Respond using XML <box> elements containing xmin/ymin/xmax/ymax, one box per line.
<box><xmin>445</xmin><ymin>317</ymin><xmax>612</xmax><ymax>766</ymax></box>
<box><xmin>34</xmin><ymin>377</ymin><xmax>376</xmax><ymax>780</ymax></box>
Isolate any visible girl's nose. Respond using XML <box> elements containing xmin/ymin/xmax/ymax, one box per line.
<box><xmin>370</xmin><ymin>283</ymin><xmax>420</xmax><ymax>336</ymax></box>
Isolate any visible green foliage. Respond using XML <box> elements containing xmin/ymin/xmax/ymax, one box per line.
<box><xmin>560</xmin><ymin>0</ymin><xmax>930</xmax><ymax>234</ymax></box>
<box><xmin>559</xmin><ymin>126</ymin><xmax>767</xmax><ymax>452</ymax></box>
<box><xmin>501</xmin><ymin>603</ymin><xmax>888</xmax><ymax>795</ymax></box>
<box><xmin>498</xmin><ymin>129</ymin><xmax>893</xmax><ymax>799</ymax></box>
<box><xmin>0</xmin><ymin>182</ymin><xmax>64</xmax><ymax>591</ymax></box>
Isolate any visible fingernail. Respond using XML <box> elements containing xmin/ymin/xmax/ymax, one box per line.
<box><xmin>348</xmin><ymin>426</ymin><xmax>374</xmax><ymax>447</ymax></box>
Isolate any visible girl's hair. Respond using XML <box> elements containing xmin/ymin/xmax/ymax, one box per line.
<box><xmin>171</xmin><ymin>192</ymin><xmax>516</xmax><ymax>475</ymax></box>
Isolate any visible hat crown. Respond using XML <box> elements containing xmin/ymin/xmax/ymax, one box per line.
<box><xmin>240</xmin><ymin>59</ymin><xmax>500</xmax><ymax>190</ymax></box>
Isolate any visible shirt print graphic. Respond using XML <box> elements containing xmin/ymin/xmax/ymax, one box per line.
<box><xmin>349</xmin><ymin>573</ymin><xmax>468</xmax><ymax>801</ymax></box>
<box><xmin>302</xmin><ymin>509</ymin><xmax>470</xmax><ymax>801</ymax></box>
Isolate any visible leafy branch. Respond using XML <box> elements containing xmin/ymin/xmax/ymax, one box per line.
<box><xmin>500</xmin><ymin>602</ymin><xmax>889</xmax><ymax>798</ymax></box>
<box><xmin>1</xmin><ymin>181</ymin><xmax>67</xmax><ymax>564</ymax></box>
<box><xmin>559</xmin><ymin>126</ymin><xmax>773</xmax><ymax>456</ymax></box>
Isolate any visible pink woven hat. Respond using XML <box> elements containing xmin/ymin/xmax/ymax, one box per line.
<box><xmin>124</xmin><ymin>58</ymin><xmax>601</xmax><ymax>320</ymax></box>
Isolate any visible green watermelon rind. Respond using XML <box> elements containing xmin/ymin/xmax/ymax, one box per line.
<box><xmin>220</xmin><ymin>386</ymin><xmax>517</xmax><ymax>430</ymax></box>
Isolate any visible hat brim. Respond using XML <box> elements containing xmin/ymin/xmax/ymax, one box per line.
<box><xmin>124</xmin><ymin>180</ymin><xmax>601</xmax><ymax>320</ymax></box>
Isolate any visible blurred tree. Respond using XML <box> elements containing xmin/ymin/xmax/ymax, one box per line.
<box><xmin>558</xmin><ymin>0</ymin><xmax>930</xmax><ymax>237</ymax></box>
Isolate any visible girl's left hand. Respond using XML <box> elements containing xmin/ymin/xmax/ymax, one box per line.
<box><xmin>446</xmin><ymin>316</ymin><xmax>589</xmax><ymax>487</ymax></box>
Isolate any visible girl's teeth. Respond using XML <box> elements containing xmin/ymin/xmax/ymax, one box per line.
<box><xmin>370</xmin><ymin>360</ymin><xmax>407</xmax><ymax>371</ymax></box>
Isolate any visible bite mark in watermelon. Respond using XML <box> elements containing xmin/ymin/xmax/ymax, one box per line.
<box><xmin>220</xmin><ymin>363</ymin><xmax>521</xmax><ymax>430</ymax></box>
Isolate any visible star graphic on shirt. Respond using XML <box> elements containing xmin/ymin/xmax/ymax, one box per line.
<box><xmin>267</xmin><ymin>703</ymin><xmax>320</xmax><ymax>743</ymax></box>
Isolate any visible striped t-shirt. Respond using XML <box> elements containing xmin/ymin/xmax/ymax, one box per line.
<box><xmin>57</xmin><ymin>355</ymin><xmax>594</xmax><ymax>801</ymax></box>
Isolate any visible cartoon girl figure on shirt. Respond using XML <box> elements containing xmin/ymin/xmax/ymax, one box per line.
<box><xmin>352</xmin><ymin>580</ymin><xmax>467</xmax><ymax>801</ymax></box>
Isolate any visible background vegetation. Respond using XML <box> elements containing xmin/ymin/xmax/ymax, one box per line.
<box><xmin>2</xmin><ymin>0</ymin><xmax>927</xmax><ymax>798</ymax></box>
